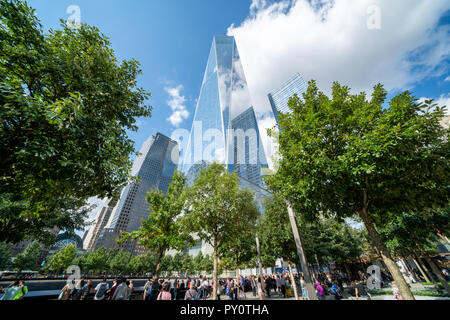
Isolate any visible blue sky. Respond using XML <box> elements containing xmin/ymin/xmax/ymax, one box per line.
<box><xmin>26</xmin><ymin>1</ymin><xmax>450</xmax><ymax>236</ymax></box>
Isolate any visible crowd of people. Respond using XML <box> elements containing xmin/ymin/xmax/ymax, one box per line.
<box><xmin>0</xmin><ymin>280</ymin><xmax>28</xmax><ymax>300</ymax></box>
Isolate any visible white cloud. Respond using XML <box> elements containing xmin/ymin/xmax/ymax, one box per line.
<box><xmin>418</xmin><ymin>93</ymin><xmax>450</xmax><ymax>115</ymax></box>
<box><xmin>228</xmin><ymin>0</ymin><xmax>450</xmax><ymax>118</ymax></box>
<box><xmin>445</xmin><ymin>76</ymin><xmax>450</xmax><ymax>82</ymax></box>
<box><xmin>165</xmin><ymin>85</ymin><xmax>190</xmax><ymax>127</ymax></box>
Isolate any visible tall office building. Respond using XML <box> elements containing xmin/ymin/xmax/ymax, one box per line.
<box><xmin>83</xmin><ymin>199</ymin><xmax>117</xmax><ymax>251</ymax></box>
<box><xmin>182</xmin><ymin>35</ymin><xmax>267</xmax><ymax>185</ymax></box>
<box><xmin>96</xmin><ymin>133</ymin><xmax>179</xmax><ymax>255</ymax></box>
<box><xmin>181</xmin><ymin>35</ymin><xmax>270</xmax><ymax>256</ymax></box>
<box><xmin>268</xmin><ymin>72</ymin><xmax>308</xmax><ymax>127</ymax></box>
<box><xmin>231</xmin><ymin>106</ymin><xmax>268</xmax><ymax>188</ymax></box>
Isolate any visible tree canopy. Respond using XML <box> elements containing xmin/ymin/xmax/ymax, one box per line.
<box><xmin>0</xmin><ymin>0</ymin><xmax>151</xmax><ymax>244</ymax></box>
<box><xmin>266</xmin><ymin>80</ymin><xmax>449</xmax><ymax>300</ymax></box>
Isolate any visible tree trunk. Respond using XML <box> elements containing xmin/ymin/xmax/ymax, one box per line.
<box><xmin>288</xmin><ymin>262</ymin><xmax>299</xmax><ymax>300</ymax></box>
<box><xmin>255</xmin><ymin>236</ymin><xmax>265</xmax><ymax>297</ymax></box>
<box><xmin>358</xmin><ymin>208</ymin><xmax>415</xmax><ymax>300</ymax></box>
<box><xmin>424</xmin><ymin>256</ymin><xmax>450</xmax><ymax>295</ymax></box>
<box><xmin>411</xmin><ymin>235</ymin><xmax>448</xmax><ymax>294</ymax></box>
<box><xmin>418</xmin><ymin>257</ymin><xmax>441</xmax><ymax>291</ymax></box>
<box><xmin>412</xmin><ymin>256</ymin><xmax>430</xmax><ymax>282</ymax></box>
<box><xmin>344</xmin><ymin>263</ymin><xmax>352</xmax><ymax>279</ymax></box>
<box><xmin>286</xmin><ymin>203</ymin><xmax>318</xmax><ymax>300</ymax></box>
<box><xmin>155</xmin><ymin>248</ymin><xmax>164</xmax><ymax>278</ymax></box>
<box><xmin>212</xmin><ymin>242</ymin><xmax>218</xmax><ymax>300</ymax></box>
<box><xmin>236</xmin><ymin>263</ymin><xmax>240</xmax><ymax>300</ymax></box>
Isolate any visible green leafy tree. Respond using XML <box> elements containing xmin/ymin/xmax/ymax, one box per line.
<box><xmin>0</xmin><ymin>0</ymin><xmax>151</xmax><ymax>244</ymax></box>
<box><xmin>119</xmin><ymin>170</ymin><xmax>191</xmax><ymax>277</ymax></box>
<box><xmin>71</xmin><ymin>253</ymin><xmax>89</xmax><ymax>275</ymax></box>
<box><xmin>14</xmin><ymin>240</ymin><xmax>42</xmax><ymax>271</ymax></box>
<box><xmin>194</xmin><ymin>252</ymin><xmax>205</xmax><ymax>274</ymax></box>
<box><xmin>109</xmin><ymin>249</ymin><xmax>132</xmax><ymax>275</ymax></box>
<box><xmin>181</xmin><ymin>254</ymin><xmax>195</xmax><ymax>276</ymax></box>
<box><xmin>84</xmin><ymin>247</ymin><xmax>110</xmax><ymax>274</ymax></box>
<box><xmin>46</xmin><ymin>244</ymin><xmax>76</xmax><ymax>273</ymax></box>
<box><xmin>183</xmin><ymin>162</ymin><xmax>259</xmax><ymax>299</ymax></box>
<box><xmin>0</xmin><ymin>242</ymin><xmax>12</xmax><ymax>270</ymax></box>
<box><xmin>379</xmin><ymin>210</ymin><xmax>450</xmax><ymax>294</ymax></box>
<box><xmin>128</xmin><ymin>253</ymin><xmax>157</xmax><ymax>275</ymax></box>
<box><xmin>266</xmin><ymin>80</ymin><xmax>449</xmax><ymax>300</ymax></box>
<box><xmin>171</xmin><ymin>253</ymin><xmax>184</xmax><ymax>275</ymax></box>
<box><xmin>160</xmin><ymin>254</ymin><xmax>174</xmax><ymax>275</ymax></box>
<box><xmin>219</xmin><ymin>188</ymin><xmax>259</xmax><ymax>290</ymax></box>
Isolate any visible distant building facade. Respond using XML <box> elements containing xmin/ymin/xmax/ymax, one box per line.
<box><xmin>96</xmin><ymin>133</ymin><xmax>179</xmax><ymax>255</ymax></box>
<box><xmin>83</xmin><ymin>199</ymin><xmax>117</xmax><ymax>251</ymax></box>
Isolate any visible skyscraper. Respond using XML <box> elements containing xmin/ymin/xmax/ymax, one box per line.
<box><xmin>96</xmin><ymin>133</ymin><xmax>179</xmax><ymax>254</ymax></box>
<box><xmin>268</xmin><ymin>72</ymin><xmax>308</xmax><ymax>127</ymax></box>
<box><xmin>182</xmin><ymin>35</ymin><xmax>267</xmax><ymax>187</ymax></box>
<box><xmin>181</xmin><ymin>35</ymin><xmax>270</xmax><ymax>256</ymax></box>
<box><xmin>83</xmin><ymin>199</ymin><xmax>117</xmax><ymax>251</ymax></box>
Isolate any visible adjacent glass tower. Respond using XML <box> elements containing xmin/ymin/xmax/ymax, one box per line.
<box><xmin>268</xmin><ymin>72</ymin><xmax>308</xmax><ymax>127</ymax></box>
<box><xmin>231</xmin><ymin>106</ymin><xmax>268</xmax><ymax>189</ymax></box>
<box><xmin>96</xmin><ymin>133</ymin><xmax>179</xmax><ymax>254</ymax></box>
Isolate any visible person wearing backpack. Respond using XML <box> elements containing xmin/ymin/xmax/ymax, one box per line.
<box><xmin>184</xmin><ymin>285</ymin><xmax>198</xmax><ymax>300</ymax></box>
<box><xmin>94</xmin><ymin>277</ymin><xmax>109</xmax><ymax>301</ymax></box>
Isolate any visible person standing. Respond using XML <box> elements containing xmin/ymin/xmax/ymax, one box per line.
<box><xmin>201</xmin><ymin>277</ymin><xmax>209</xmax><ymax>300</ymax></box>
<box><xmin>58</xmin><ymin>282</ymin><xmax>73</xmax><ymax>300</ymax></box>
<box><xmin>280</xmin><ymin>275</ymin><xmax>286</xmax><ymax>298</ymax></box>
<box><xmin>112</xmin><ymin>278</ymin><xmax>129</xmax><ymax>300</ymax></box>
<box><xmin>157</xmin><ymin>282</ymin><xmax>172</xmax><ymax>300</ymax></box>
<box><xmin>143</xmin><ymin>278</ymin><xmax>152</xmax><ymax>300</ymax></box>
<box><xmin>71</xmin><ymin>279</ymin><xmax>85</xmax><ymax>300</ymax></box>
<box><xmin>147</xmin><ymin>277</ymin><xmax>160</xmax><ymax>301</ymax></box>
<box><xmin>264</xmin><ymin>276</ymin><xmax>271</xmax><ymax>298</ymax></box>
<box><xmin>94</xmin><ymin>277</ymin><xmax>109</xmax><ymax>301</ymax></box>
<box><xmin>80</xmin><ymin>280</ymin><xmax>93</xmax><ymax>300</ymax></box>
<box><xmin>251</xmin><ymin>276</ymin><xmax>257</xmax><ymax>297</ymax></box>
<box><xmin>107</xmin><ymin>278</ymin><xmax>118</xmax><ymax>300</ymax></box>
<box><xmin>127</xmin><ymin>280</ymin><xmax>134</xmax><ymax>300</ymax></box>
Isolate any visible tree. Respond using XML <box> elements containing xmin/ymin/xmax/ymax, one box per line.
<box><xmin>0</xmin><ymin>242</ymin><xmax>12</xmax><ymax>270</ymax></box>
<box><xmin>84</xmin><ymin>247</ymin><xmax>110</xmax><ymax>274</ymax></box>
<box><xmin>109</xmin><ymin>250</ymin><xmax>132</xmax><ymax>275</ymax></box>
<box><xmin>258</xmin><ymin>195</ymin><xmax>302</xmax><ymax>299</ymax></box>
<box><xmin>171</xmin><ymin>253</ymin><xmax>184</xmax><ymax>275</ymax></box>
<box><xmin>160</xmin><ymin>255</ymin><xmax>174</xmax><ymax>275</ymax></box>
<box><xmin>194</xmin><ymin>252</ymin><xmax>205</xmax><ymax>274</ymax></box>
<box><xmin>128</xmin><ymin>253</ymin><xmax>157</xmax><ymax>275</ymax></box>
<box><xmin>379</xmin><ymin>210</ymin><xmax>450</xmax><ymax>294</ymax></box>
<box><xmin>0</xmin><ymin>0</ymin><xmax>151</xmax><ymax>244</ymax></box>
<box><xmin>219</xmin><ymin>188</ymin><xmax>259</xmax><ymax>297</ymax></box>
<box><xmin>119</xmin><ymin>170</ymin><xmax>191</xmax><ymax>277</ymax></box>
<box><xmin>14</xmin><ymin>240</ymin><xmax>42</xmax><ymax>271</ymax></box>
<box><xmin>183</xmin><ymin>162</ymin><xmax>258</xmax><ymax>299</ymax></box>
<box><xmin>46</xmin><ymin>244</ymin><xmax>76</xmax><ymax>274</ymax></box>
<box><xmin>266</xmin><ymin>80</ymin><xmax>449</xmax><ymax>300</ymax></box>
<box><xmin>181</xmin><ymin>254</ymin><xmax>195</xmax><ymax>276</ymax></box>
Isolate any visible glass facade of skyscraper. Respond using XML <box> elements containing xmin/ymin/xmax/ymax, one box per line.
<box><xmin>268</xmin><ymin>72</ymin><xmax>308</xmax><ymax>126</ymax></box>
<box><xmin>231</xmin><ymin>106</ymin><xmax>268</xmax><ymax>189</ymax></box>
<box><xmin>97</xmin><ymin>133</ymin><xmax>179</xmax><ymax>254</ymax></box>
<box><xmin>181</xmin><ymin>35</ymin><xmax>271</xmax><ymax>256</ymax></box>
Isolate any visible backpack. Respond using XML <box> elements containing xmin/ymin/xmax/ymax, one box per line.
<box><xmin>95</xmin><ymin>283</ymin><xmax>108</xmax><ymax>299</ymax></box>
